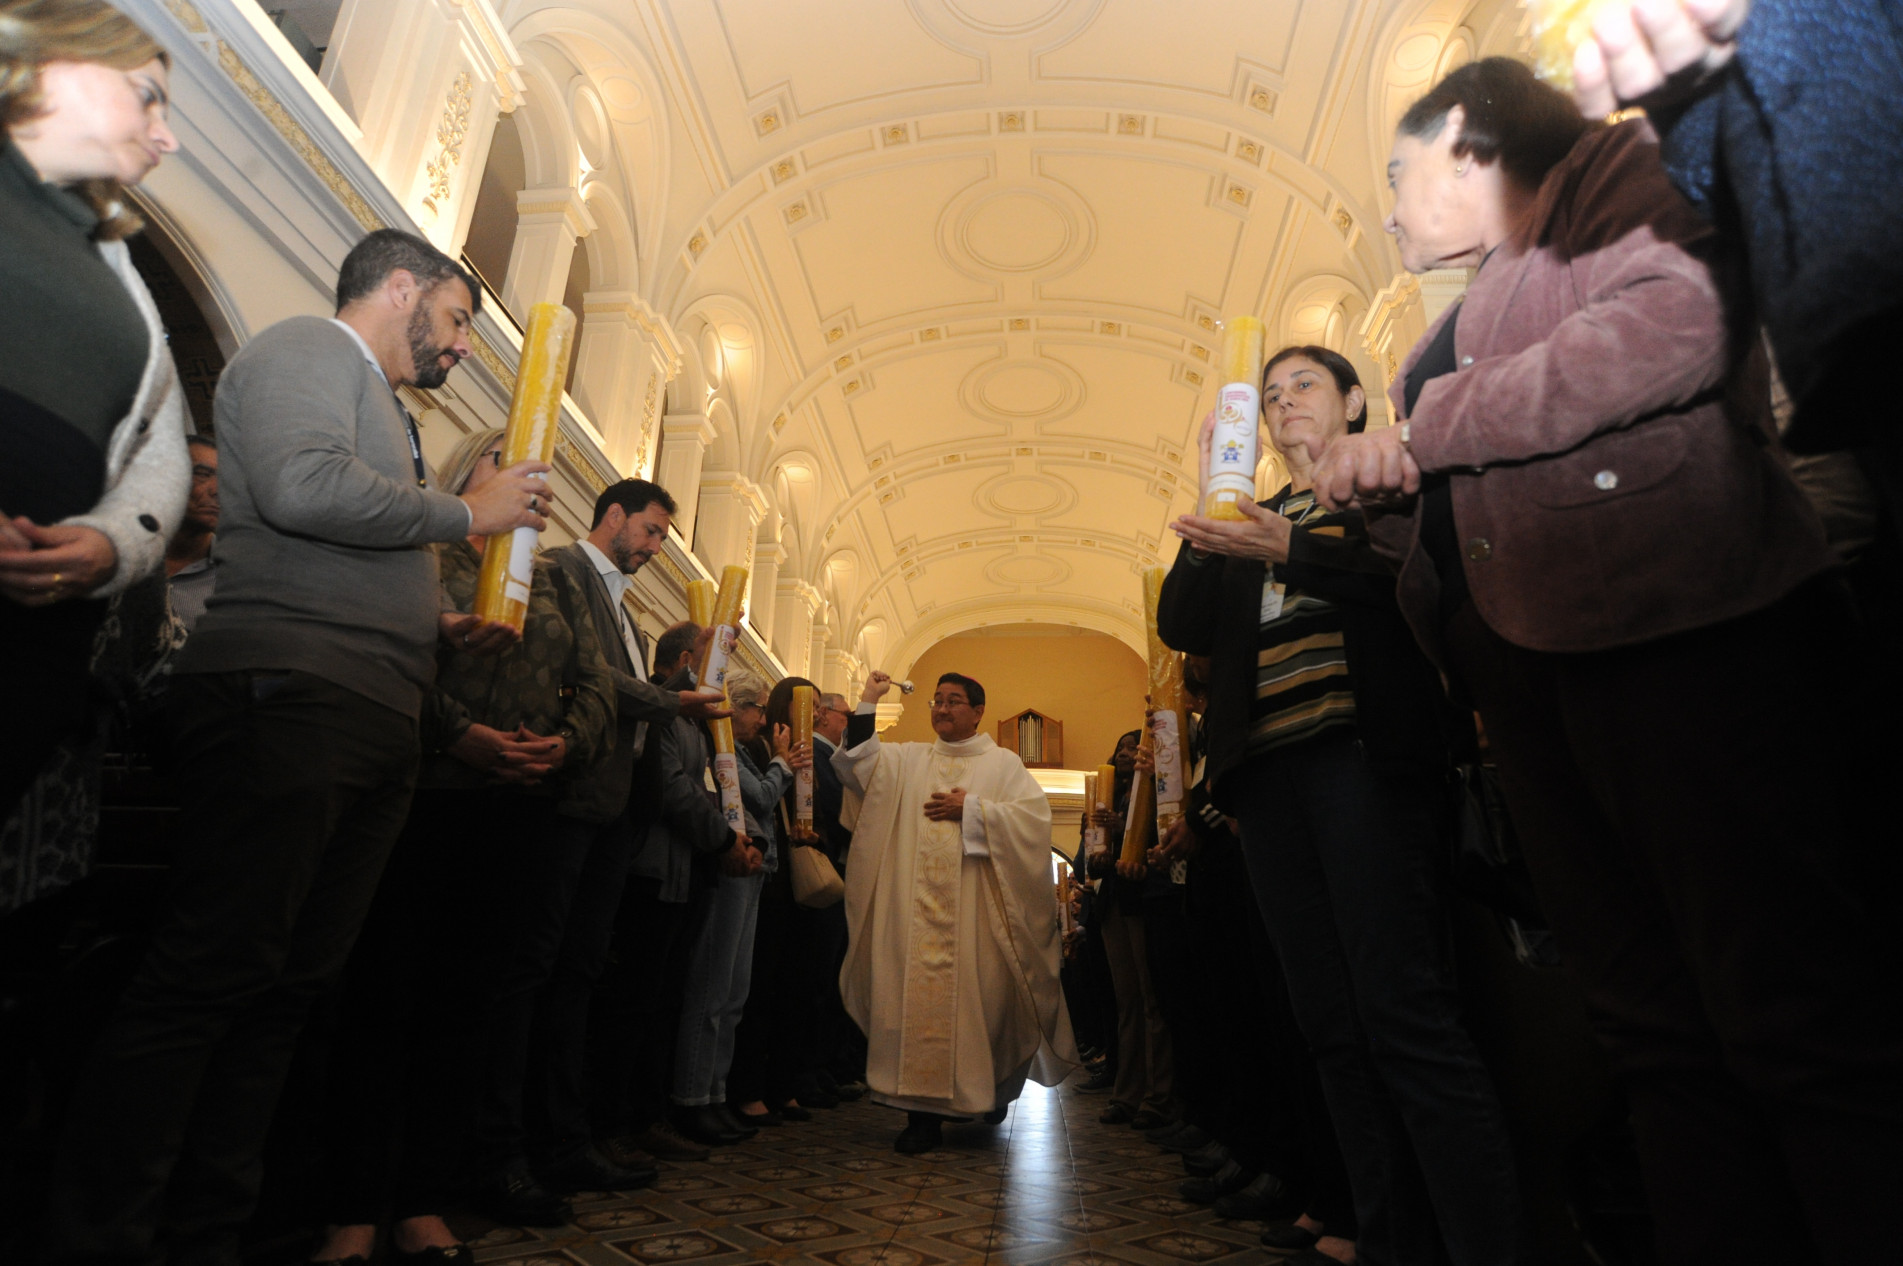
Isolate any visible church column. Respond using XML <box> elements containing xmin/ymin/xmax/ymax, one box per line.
<box><xmin>808</xmin><ymin>612</ymin><xmax>833</xmax><ymax>694</ymax></box>
<box><xmin>501</xmin><ymin>186</ymin><xmax>593</xmax><ymax>319</ymax></box>
<box><xmin>693</xmin><ymin>473</ymin><xmax>767</xmax><ymax>582</ymax></box>
<box><xmin>572</xmin><ymin>290</ymin><xmax>682</xmax><ymax>478</ymax></box>
<box><xmin>750</xmin><ymin>538</ymin><xmax>785</xmax><ymax>647</ymax></box>
<box><xmin>653</xmin><ymin>412</ymin><xmax>715</xmax><ymax>543</ymax></box>
<box><xmin>321</xmin><ymin>0</ymin><xmax>524</xmax><ymax>250</ymax></box>
<box><xmin>775</xmin><ymin>580</ymin><xmax>823</xmax><ymax>678</ymax></box>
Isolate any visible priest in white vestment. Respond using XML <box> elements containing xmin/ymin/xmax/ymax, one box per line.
<box><xmin>834</xmin><ymin>670</ymin><xmax>1078</xmax><ymax>1153</ymax></box>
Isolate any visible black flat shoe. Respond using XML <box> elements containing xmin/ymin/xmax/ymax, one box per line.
<box><xmin>538</xmin><ymin>1146</ymin><xmax>656</xmax><ymax>1194</ymax></box>
<box><xmin>776</xmin><ymin>1102</ymin><xmax>813</xmax><ymax>1122</ymax></box>
<box><xmin>1213</xmin><ymin>1171</ymin><xmax>1303</xmax><ymax>1222</ymax></box>
<box><xmin>1181</xmin><ymin>1140</ymin><xmax>1233</xmax><ymax>1176</ymax></box>
<box><xmin>1180</xmin><ymin>1160</ymin><xmax>1256</xmax><ymax>1203</ymax></box>
<box><xmin>982</xmin><ymin>1105</ymin><xmax>1008</xmax><ymax>1124</ymax></box>
<box><xmin>713</xmin><ymin>1103</ymin><xmax>759</xmax><ymax>1138</ymax></box>
<box><xmin>1259</xmin><ymin>1224</ymin><xmax>1322</xmax><ymax>1252</ymax></box>
<box><xmin>739</xmin><ymin>1106</ymin><xmax>784</xmax><ymax>1127</ymax></box>
<box><xmin>671</xmin><ymin>1104</ymin><xmax>743</xmax><ymax>1146</ymax></box>
<box><xmin>472</xmin><ymin>1170</ymin><xmax>572</xmax><ymax>1227</ymax></box>
<box><xmin>894</xmin><ymin>1112</ymin><xmax>943</xmax><ymax>1154</ymax></box>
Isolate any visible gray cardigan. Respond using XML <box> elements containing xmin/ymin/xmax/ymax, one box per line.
<box><xmin>62</xmin><ymin>238</ymin><xmax>190</xmax><ymax>597</ymax></box>
<box><xmin>176</xmin><ymin>317</ymin><xmax>471</xmax><ymax>716</ymax></box>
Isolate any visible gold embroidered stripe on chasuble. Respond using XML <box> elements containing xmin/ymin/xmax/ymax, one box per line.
<box><xmin>896</xmin><ymin>752</ymin><xmax>969</xmax><ymax>1098</ymax></box>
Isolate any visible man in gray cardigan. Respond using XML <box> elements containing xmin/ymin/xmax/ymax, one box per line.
<box><xmin>469</xmin><ymin>479</ymin><xmax>728</xmax><ymax>1215</ymax></box>
<box><xmin>50</xmin><ymin>229</ymin><xmax>551</xmax><ymax>1266</ymax></box>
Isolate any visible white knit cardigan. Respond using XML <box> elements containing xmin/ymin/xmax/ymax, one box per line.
<box><xmin>59</xmin><ymin>236</ymin><xmax>190</xmax><ymax>598</ymax></box>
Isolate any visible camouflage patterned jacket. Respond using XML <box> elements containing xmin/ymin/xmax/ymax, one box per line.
<box><xmin>419</xmin><ymin>539</ymin><xmax>615</xmax><ymax>794</ymax></box>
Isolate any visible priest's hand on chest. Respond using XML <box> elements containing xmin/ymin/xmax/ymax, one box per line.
<box><xmin>923</xmin><ymin>787</ymin><xmax>967</xmax><ymax>823</ymax></box>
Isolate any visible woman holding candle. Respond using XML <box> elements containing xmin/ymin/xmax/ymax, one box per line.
<box><xmin>1160</xmin><ymin>346</ymin><xmax>1521</xmax><ymax>1266</ymax></box>
<box><xmin>729</xmin><ymin>675</ymin><xmax>825</xmax><ymax>1124</ymax></box>
<box><xmin>311</xmin><ymin>427</ymin><xmax>616</xmax><ymax>1258</ymax></box>
<box><xmin>1306</xmin><ymin>55</ymin><xmax>1903</xmax><ymax>1264</ymax></box>
<box><xmin>0</xmin><ymin>0</ymin><xmax>189</xmax><ymax>815</ymax></box>
<box><xmin>669</xmin><ymin>668</ymin><xmax>808</xmax><ymax>1146</ymax></box>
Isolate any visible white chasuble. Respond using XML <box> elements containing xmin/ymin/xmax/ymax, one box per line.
<box><xmin>834</xmin><ymin>730</ymin><xmax>1079</xmax><ymax>1115</ymax></box>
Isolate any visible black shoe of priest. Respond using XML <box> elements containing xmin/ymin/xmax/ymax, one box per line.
<box><xmin>895</xmin><ymin>1112</ymin><xmax>944</xmax><ymax>1154</ymax></box>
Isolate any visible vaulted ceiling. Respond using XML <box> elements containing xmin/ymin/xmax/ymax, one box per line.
<box><xmin>498</xmin><ymin>0</ymin><xmax>1528</xmax><ymax>672</ymax></box>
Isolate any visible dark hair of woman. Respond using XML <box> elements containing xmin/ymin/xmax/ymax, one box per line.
<box><xmin>1397</xmin><ymin>55</ymin><xmax>1596</xmax><ymax>194</ymax></box>
<box><xmin>1110</xmin><ymin>728</ymin><xmax>1141</xmax><ymax>797</ymax></box>
<box><xmin>1262</xmin><ymin>344</ymin><xmax>1368</xmax><ymax>435</ymax></box>
<box><xmin>755</xmin><ymin>674</ymin><xmax>817</xmax><ymax>768</ymax></box>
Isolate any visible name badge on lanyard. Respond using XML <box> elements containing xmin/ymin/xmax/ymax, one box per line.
<box><xmin>1260</xmin><ymin>577</ymin><xmax>1286</xmax><ymax>623</ymax></box>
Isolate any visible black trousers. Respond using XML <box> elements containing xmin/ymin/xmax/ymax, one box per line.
<box><xmin>1443</xmin><ymin>580</ymin><xmax>1903</xmax><ymax>1266</ymax></box>
<box><xmin>322</xmin><ymin>789</ymin><xmax>558</xmax><ymax>1224</ymax></box>
<box><xmin>474</xmin><ymin>807</ymin><xmax>637</xmax><ymax>1174</ymax></box>
<box><xmin>587</xmin><ymin>877</ymin><xmax>695</xmax><ymax>1137</ymax></box>
<box><xmin>46</xmin><ymin>671</ymin><xmax>418</xmax><ymax>1266</ymax></box>
<box><xmin>729</xmin><ymin>890</ymin><xmax>840</xmax><ymax>1108</ymax></box>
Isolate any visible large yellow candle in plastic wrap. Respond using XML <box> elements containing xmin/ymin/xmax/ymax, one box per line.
<box><xmin>1119</xmin><ymin>727</ymin><xmax>1156</xmax><ymax>869</ymax></box>
<box><xmin>694</xmin><ymin>568</ymin><xmax>749</xmax><ymax>838</ymax></box>
<box><xmin>792</xmin><ymin>684</ymin><xmax>816</xmax><ymax>840</ymax></box>
<box><xmin>1527</xmin><ymin>0</ymin><xmax>1617</xmax><ymax>90</ymax></box>
<box><xmin>1202</xmin><ymin>315</ymin><xmax>1266</xmax><ymax>521</ymax></box>
<box><xmin>1081</xmin><ymin>772</ymin><xmax>1107</xmax><ymax>860</ymax></box>
<box><xmin>685</xmin><ymin>579</ymin><xmax>716</xmax><ymax>628</ymax></box>
<box><xmin>474</xmin><ymin>302</ymin><xmax>577</xmax><ymax>632</ymax></box>
<box><xmin>1143</xmin><ymin>566</ymin><xmax>1189</xmax><ymax>835</ymax></box>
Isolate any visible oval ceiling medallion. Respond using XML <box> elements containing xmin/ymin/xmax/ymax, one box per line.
<box><xmin>939</xmin><ymin>179</ymin><xmax>1094</xmax><ymax>283</ymax></box>
<box><xmin>960</xmin><ymin>356</ymin><xmax>1085</xmax><ymax>423</ymax></box>
<box><xmin>986</xmin><ymin>554</ymin><xmax>1071</xmax><ymax>588</ymax></box>
<box><xmin>944</xmin><ymin>0</ymin><xmax>1070</xmax><ymax>36</ymax></box>
<box><xmin>963</xmin><ymin>191</ymin><xmax>1071</xmax><ymax>272</ymax></box>
<box><xmin>975</xmin><ymin>472</ymin><xmax>1079</xmax><ymax>521</ymax></box>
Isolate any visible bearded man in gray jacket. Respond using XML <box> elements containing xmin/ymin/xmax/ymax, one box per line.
<box><xmin>49</xmin><ymin>229</ymin><xmax>550</xmax><ymax>1266</ymax></box>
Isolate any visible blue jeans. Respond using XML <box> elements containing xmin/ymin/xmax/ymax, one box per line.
<box><xmin>1231</xmin><ymin>733</ymin><xmax>1523</xmax><ymax>1266</ymax></box>
<box><xmin>670</xmin><ymin>870</ymin><xmax>763</xmax><ymax>1106</ymax></box>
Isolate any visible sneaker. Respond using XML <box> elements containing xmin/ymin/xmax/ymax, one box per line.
<box><xmin>1128</xmin><ymin>1108</ymin><xmax>1172</xmax><ymax>1130</ymax></box>
<box><xmin>1213</xmin><ymin>1171</ymin><xmax>1303</xmax><ymax>1221</ymax></box>
<box><xmin>634</xmin><ymin>1120</ymin><xmax>711</xmax><ymax>1161</ymax></box>
<box><xmin>1151</xmin><ymin>1123</ymin><xmax>1214</xmax><ymax>1153</ymax></box>
<box><xmin>1098</xmin><ymin>1102</ymin><xmax>1135</xmax><ymax>1125</ymax></box>
<box><xmin>471</xmin><ymin>1167</ymin><xmax>571</xmax><ymax>1227</ymax></box>
<box><xmin>1180</xmin><ymin>1159</ymin><xmax>1256</xmax><ymax>1204</ymax></box>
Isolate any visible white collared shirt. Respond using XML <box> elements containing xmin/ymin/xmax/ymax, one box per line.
<box><xmin>580</xmin><ymin>538</ymin><xmax>643</xmax><ymax>669</ymax></box>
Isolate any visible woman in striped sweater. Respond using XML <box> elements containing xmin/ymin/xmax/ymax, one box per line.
<box><xmin>1158</xmin><ymin>346</ymin><xmax>1521</xmax><ymax>1266</ymax></box>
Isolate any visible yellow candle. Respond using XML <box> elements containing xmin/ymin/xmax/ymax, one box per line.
<box><xmin>1203</xmin><ymin>315</ymin><xmax>1266</xmax><ymax>521</ymax></box>
<box><xmin>685</xmin><ymin>579</ymin><xmax>716</xmax><ymax>628</ymax></box>
<box><xmin>1143</xmin><ymin>566</ymin><xmax>1189</xmax><ymax>834</ymax></box>
<box><xmin>1526</xmin><ymin>0</ymin><xmax>1617</xmax><ymax>89</ymax></box>
<box><xmin>1084</xmin><ymin>768</ymin><xmax>1112</xmax><ymax>859</ymax></box>
<box><xmin>474</xmin><ymin>302</ymin><xmax>578</xmax><ymax>631</ymax></box>
<box><xmin>792</xmin><ymin>684</ymin><xmax>816</xmax><ymax>839</ymax></box>
<box><xmin>1120</xmin><ymin>726</ymin><xmax>1156</xmax><ymax>868</ymax></box>
<box><xmin>694</xmin><ymin>565</ymin><xmax>748</xmax><ymax>696</ymax></box>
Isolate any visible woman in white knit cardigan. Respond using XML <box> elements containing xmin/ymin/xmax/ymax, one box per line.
<box><xmin>1</xmin><ymin>0</ymin><xmax>190</xmax><ymax>812</ymax></box>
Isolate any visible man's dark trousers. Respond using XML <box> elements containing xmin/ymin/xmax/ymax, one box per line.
<box><xmin>472</xmin><ymin>806</ymin><xmax>640</xmax><ymax>1174</ymax></box>
<box><xmin>46</xmin><ymin>670</ymin><xmax>418</xmax><ymax>1266</ymax></box>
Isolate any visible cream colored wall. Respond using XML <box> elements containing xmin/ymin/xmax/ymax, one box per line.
<box><xmin>883</xmin><ymin>627</ymin><xmax>1148</xmax><ymax>772</ymax></box>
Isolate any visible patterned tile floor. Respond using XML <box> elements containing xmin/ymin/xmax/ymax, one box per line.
<box><xmin>455</xmin><ymin>1073</ymin><xmax>1283</xmax><ymax>1266</ymax></box>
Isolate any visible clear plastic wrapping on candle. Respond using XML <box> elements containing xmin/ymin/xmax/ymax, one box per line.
<box><xmin>1119</xmin><ymin>727</ymin><xmax>1156</xmax><ymax>868</ymax></box>
<box><xmin>1143</xmin><ymin>566</ymin><xmax>1189</xmax><ymax>834</ymax></box>
<box><xmin>694</xmin><ymin>566</ymin><xmax>748</xmax><ymax>697</ymax></box>
<box><xmin>475</xmin><ymin>302</ymin><xmax>577</xmax><ymax>632</ymax></box>
<box><xmin>685</xmin><ymin>577</ymin><xmax>744</xmax><ymax>835</ymax></box>
<box><xmin>792</xmin><ymin>684</ymin><xmax>816</xmax><ymax>839</ymax></box>
<box><xmin>1203</xmin><ymin>315</ymin><xmax>1265</xmax><ymax>522</ymax></box>
<box><xmin>1081</xmin><ymin>772</ymin><xmax>1105</xmax><ymax>858</ymax></box>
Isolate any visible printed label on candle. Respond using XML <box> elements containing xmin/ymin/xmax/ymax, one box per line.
<box><xmin>1170</xmin><ymin>859</ymin><xmax>1188</xmax><ymax>885</ymax></box>
<box><xmin>713</xmin><ymin>751</ymin><xmax>742</xmax><ymax>829</ymax></box>
<box><xmin>704</xmin><ymin>625</ymin><xmax>737</xmax><ymax>691</ymax></box>
<box><xmin>796</xmin><ymin>766</ymin><xmax>813</xmax><ymax>824</ymax></box>
<box><xmin>1150</xmin><ymin>710</ymin><xmax>1185</xmax><ymax>812</ymax></box>
<box><xmin>1084</xmin><ymin>824</ymin><xmax>1106</xmax><ymax>857</ymax></box>
<box><xmin>1206</xmin><ymin>381</ymin><xmax>1262</xmax><ymax>500</ymax></box>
